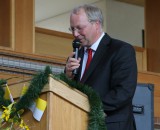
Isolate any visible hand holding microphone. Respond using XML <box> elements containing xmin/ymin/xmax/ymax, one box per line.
<box><xmin>72</xmin><ymin>39</ymin><xmax>81</xmax><ymax>75</ymax></box>
<box><xmin>65</xmin><ymin>39</ymin><xmax>81</xmax><ymax>78</ymax></box>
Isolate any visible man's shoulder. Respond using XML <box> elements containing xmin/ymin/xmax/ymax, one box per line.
<box><xmin>103</xmin><ymin>33</ymin><xmax>133</xmax><ymax>47</ymax></box>
<box><xmin>110</xmin><ymin>37</ymin><xmax>134</xmax><ymax>50</ymax></box>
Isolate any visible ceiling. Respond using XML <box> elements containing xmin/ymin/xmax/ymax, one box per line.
<box><xmin>35</xmin><ymin>0</ymin><xmax>144</xmax><ymax>23</ymax></box>
<box><xmin>35</xmin><ymin>0</ymin><xmax>102</xmax><ymax>22</ymax></box>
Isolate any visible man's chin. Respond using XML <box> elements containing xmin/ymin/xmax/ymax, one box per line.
<box><xmin>80</xmin><ymin>40</ymin><xmax>87</xmax><ymax>45</ymax></box>
<box><xmin>81</xmin><ymin>42</ymin><xmax>87</xmax><ymax>47</ymax></box>
<box><xmin>80</xmin><ymin>39</ymin><xmax>84</xmax><ymax>43</ymax></box>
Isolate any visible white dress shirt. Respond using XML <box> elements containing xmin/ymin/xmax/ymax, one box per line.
<box><xmin>80</xmin><ymin>33</ymin><xmax>105</xmax><ymax>79</ymax></box>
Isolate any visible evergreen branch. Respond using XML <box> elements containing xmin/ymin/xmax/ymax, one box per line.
<box><xmin>15</xmin><ymin>66</ymin><xmax>52</xmax><ymax>112</ymax></box>
<box><xmin>0</xmin><ymin>66</ymin><xmax>107</xmax><ymax>130</ymax></box>
<box><xmin>0</xmin><ymin>79</ymin><xmax>11</xmax><ymax>107</ymax></box>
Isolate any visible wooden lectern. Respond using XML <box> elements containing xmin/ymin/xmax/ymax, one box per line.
<box><xmin>10</xmin><ymin>76</ymin><xmax>90</xmax><ymax>130</ymax></box>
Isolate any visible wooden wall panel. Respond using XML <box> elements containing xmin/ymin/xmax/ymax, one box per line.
<box><xmin>0</xmin><ymin>0</ymin><xmax>11</xmax><ymax>47</ymax></box>
<box><xmin>15</xmin><ymin>0</ymin><xmax>34</xmax><ymax>53</ymax></box>
<box><xmin>35</xmin><ymin>27</ymin><xmax>73</xmax><ymax>59</ymax></box>
<box><xmin>134</xmin><ymin>46</ymin><xmax>147</xmax><ymax>71</ymax></box>
<box><xmin>35</xmin><ymin>33</ymin><xmax>73</xmax><ymax>58</ymax></box>
<box><xmin>145</xmin><ymin>0</ymin><xmax>160</xmax><ymax>72</ymax></box>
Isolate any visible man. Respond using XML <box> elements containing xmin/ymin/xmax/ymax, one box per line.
<box><xmin>65</xmin><ymin>4</ymin><xmax>137</xmax><ymax>130</ymax></box>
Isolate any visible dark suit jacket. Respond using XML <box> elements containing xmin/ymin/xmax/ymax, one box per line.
<box><xmin>74</xmin><ymin>33</ymin><xmax>137</xmax><ymax>130</ymax></box>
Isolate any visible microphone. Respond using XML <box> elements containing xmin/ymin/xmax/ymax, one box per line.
<box><xmin>72</xmin><ymin>39</ymin><xmax>81</xmax><ymax>75</ymax></box>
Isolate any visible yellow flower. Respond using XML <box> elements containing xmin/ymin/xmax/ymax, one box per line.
<box><xmin>1</xmin><ymin>109</ymin><xmax>10</xmax><ymax>121</ymax></box>
<box><xmin>0</xmin><ymin>103</ymin><xmax>15</xmax><ymax>121</ymax></box>
<box><xmin>19</xmin><ymin>119</ymin><xmax>29</xmax><ymax>130</ymax></box>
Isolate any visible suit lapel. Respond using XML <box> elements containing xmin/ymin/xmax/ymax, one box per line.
<box><xmin>81</xmin><ymin>33</ymin><xmax>111</xmax><ymax>83</ymax></box>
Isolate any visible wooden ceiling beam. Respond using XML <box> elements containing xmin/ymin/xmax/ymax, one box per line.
<box><xmin>115</xmin><ymin>0</ymin><xmax>145</xmax><ymax>7</ymax></box>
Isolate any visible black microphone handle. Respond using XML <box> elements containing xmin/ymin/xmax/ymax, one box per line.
<box><xmin>73</xmin><ymin>48</ymin><xmax>79</xmax><ymax>75</ymax></box>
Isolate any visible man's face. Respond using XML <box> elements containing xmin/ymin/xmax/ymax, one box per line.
<box><xmin>70</xmin><ymin>9</ymin><xmax>98</xmax><ymax>47</ymax></box>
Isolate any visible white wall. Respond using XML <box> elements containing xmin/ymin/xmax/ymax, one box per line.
<box><xmin>36</xmin><ymin>12</ymin><xmax>71</xmax><ymax>33</ymax></box>
<box><xmin>106</xmin><ymin>0</ymin><xmax>144</xmax><ymax>47</ymax></box>
<box><xmin>36</xmin><ymin>0</ymin><xmax>144</xmax><ymax>47</ymax></box>
<box><xmin>35</xmin><ymin>0</ymin><xmax>107</xmax><ymax>33</ymax></box>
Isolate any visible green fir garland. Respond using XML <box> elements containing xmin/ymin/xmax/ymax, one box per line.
<box><xmin>0</xmin><ymin>79</ymin><xmax>10</xmax><ymax>107</ymax></box>
<box><xmin>0</xmin><ymin>66</ymin><xmax>107</xmax><ymax>130</ymax></box>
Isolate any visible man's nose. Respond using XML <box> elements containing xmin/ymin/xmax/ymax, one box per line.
<box><xmin>73</xmin><ymin>30</ymin><xmax>80</xmax><ymax>37</ymax></box>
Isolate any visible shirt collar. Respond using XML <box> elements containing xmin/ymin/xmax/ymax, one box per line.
<box><xmin>84</xmin><ymin>32</ymin><xmax>105</xmax><ymax>52</ymax></box>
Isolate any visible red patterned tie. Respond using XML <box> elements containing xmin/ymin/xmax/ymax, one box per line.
<box><xmin>84</xmin><ymin>48</ymin><xmax>92</xmax><ymax>74</ymax></box>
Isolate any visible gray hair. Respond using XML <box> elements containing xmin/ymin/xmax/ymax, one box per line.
<box><xmin>71</xmin><ymin>4</ymin><xmax>104</xmax><ymax>27</ymax></box>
